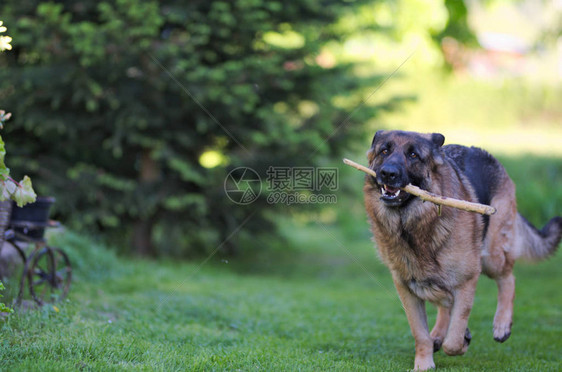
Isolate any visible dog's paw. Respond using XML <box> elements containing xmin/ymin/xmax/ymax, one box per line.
<box><xmin>493</xmin><ymin>322</ymin><xmax>511</xmax><ymax>343</ymax></box>
<box><xmin>430</xmin><ymin>328</ymin><xmax>445</xmax><ymax>353</ymax></box>
<box><xmin>442</xmin><ymin>328</ymin><xmax>471</xmax><ymax>356</ymax></box>
<box><xmin>464</xmin><ymin>327</ymin><xmax>472</xmax><ymax>346</ymax></box>
<box><xmin>442</xmin><ymin>342</ymin><xmax>467</xmax><ymax>356</ymax></box>
<box><xmin>414</xmin><ymin>357</ymin><xmax>435</xmax><ymax>371</ymax></box>
<box><xmin>432</xmin><ymin>337</ymin><xmax>443</xmax><ymax>353</ymax></box>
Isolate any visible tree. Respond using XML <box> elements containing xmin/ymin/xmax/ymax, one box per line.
<box><xmin>0</xmin><ymin>1</ymin><xmax>411</xmax><ymax>256</ymax></box>
<box><xmin>435</xmin><ymin>0</ymin><xmax>475</xmax><ymax>45</ymax></box>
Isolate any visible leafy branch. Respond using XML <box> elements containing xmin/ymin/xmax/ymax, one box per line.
<box><xmin>0</xmin><ymin>111</ymin><xmax>36</xmax><ymax>207</ymax></box>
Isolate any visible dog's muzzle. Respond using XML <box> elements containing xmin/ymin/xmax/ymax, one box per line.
<box><xmin>376</xmin><ymin>164</ymin><xmax>411</xmax><ymax>206</ymax></box>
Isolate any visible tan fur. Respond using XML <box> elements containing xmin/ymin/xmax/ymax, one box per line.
<box><xmin>363</xmin><ymin>130</ymin><xmax>561</xmax><ymax>370</ymax></box>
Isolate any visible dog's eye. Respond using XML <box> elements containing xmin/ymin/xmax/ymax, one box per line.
<box><xmin>409</xmin><ymin>152</ymin><xmax>418</xmax><ymax>159</ymax></box>
<box><xmin>381</xmin><ymin>149</ymin><xmax>389</xmax><ymax>156</ymax></box>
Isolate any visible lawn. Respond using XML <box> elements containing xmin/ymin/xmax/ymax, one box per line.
<box><xmin>1</xmin><ymin>213</ymin><xmax>561</xmax><ymax>371</ymax></box>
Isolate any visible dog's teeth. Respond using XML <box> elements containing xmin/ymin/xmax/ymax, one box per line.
<box><xmin>382</xmin><ymin>186</ymin><xmax>400</xmax><ymax>198</ymax></box>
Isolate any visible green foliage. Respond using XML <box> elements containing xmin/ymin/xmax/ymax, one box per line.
<box><xmin>0</xmin><ymin>281</ymin><xmax>13</xmax><ymax>315</ymax></box>
<box><xmin>0</xmin><ymin>0</ymin><xmax>397</xmax><ymax>256</ymax></box>
<box><xmin>499</xmin><ymin>155</ymin><xmax>562</xmax><ymax>226</ymax></box>
<box><xmin>435</xmin><ymin>0</ymin><xmax>476</xmax><ymax>45</ymax></box>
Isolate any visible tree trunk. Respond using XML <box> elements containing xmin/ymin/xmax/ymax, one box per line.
<box><xmin>132</xmin><ymin>217</ymin><xmax>155</xmax><ymax>256</ymax></box>
<box><xmin>132</xmin><ymin>150</ymin><xmax>160</xmax><ymax>256</ymax></box>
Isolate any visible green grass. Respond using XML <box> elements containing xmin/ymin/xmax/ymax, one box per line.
<box><xmin>1</xmin><ymin>215</ymin><xmax>561</xmax><ymax>371</ymax></box>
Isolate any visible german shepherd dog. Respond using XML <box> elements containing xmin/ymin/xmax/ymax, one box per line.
<box><xmin>363</xmin><ymin>130</ymin><xmax>562</xmax><ymax>370</ymax></box>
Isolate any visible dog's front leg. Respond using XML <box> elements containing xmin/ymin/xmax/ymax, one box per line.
<box><xmin>393</xmin><ymin>277</ymin><xmax>435</xmax><ymax>370</ymax></box>
<box><xmin>430</xmin><ymin>305</ymin><xmax>450</xmax><ymax>352</ymax></box>
<box><xmin>442</xmin><ymin>274</ymin><xmax>478</xmax><ymax>356</ymax></box>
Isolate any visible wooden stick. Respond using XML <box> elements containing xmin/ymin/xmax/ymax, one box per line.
<box><xmin>343</xmin><ymin>158</ymin><xmax>496</xmax><ymax>216</ymax></box>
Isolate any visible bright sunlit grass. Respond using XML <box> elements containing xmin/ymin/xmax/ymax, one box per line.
<box><xmin>440</xmin><ymin>126</ymin><xmax>562</xmax><ymax>157</ymax></box>
<box><xmin>371</xmin><ymin>71</ymin><xmax>562</xmax><ymax>158</ymax></box>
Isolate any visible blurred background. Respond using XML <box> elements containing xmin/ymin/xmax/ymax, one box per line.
<box><xmin>0</xmin><ymin>0</ymin><xmax>561</xmax><ymax>261</ymax></box>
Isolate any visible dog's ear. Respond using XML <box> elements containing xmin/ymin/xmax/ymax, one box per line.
<box><xmin>371</xmin><ymin>130</ymin><xmax>384</xmax><ymax>148</ymax></box>
<box><xmin>431</xmin><ymin>133</ymin><xmax>445</xmax><ymax>147</ymax></box>
<box><xmin>367</xmin><ymin>130</ymin><xmax>384</xmax><ymax>160</ymax></box>
<box><xmin>431</xmin><ymin>133</ymin><xmax>445</xmax><ymax>165</ymax></box>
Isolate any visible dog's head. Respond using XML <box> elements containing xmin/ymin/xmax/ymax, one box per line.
<box><xmin>366</xmin><ymin>130</ymin><xmax>445</xmax><ymax>207</ymax></box>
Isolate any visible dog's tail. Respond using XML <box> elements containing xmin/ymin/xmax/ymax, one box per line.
<box><xmin>514</xmin><ymin>214</ymin><xmax>562</xmax><ymax>261</ymax></box>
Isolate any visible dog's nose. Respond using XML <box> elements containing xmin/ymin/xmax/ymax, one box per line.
<box><xmin>380</xmin><ymin>165</ymin><xmax>400</xmax><ymax>183</ymax></box>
